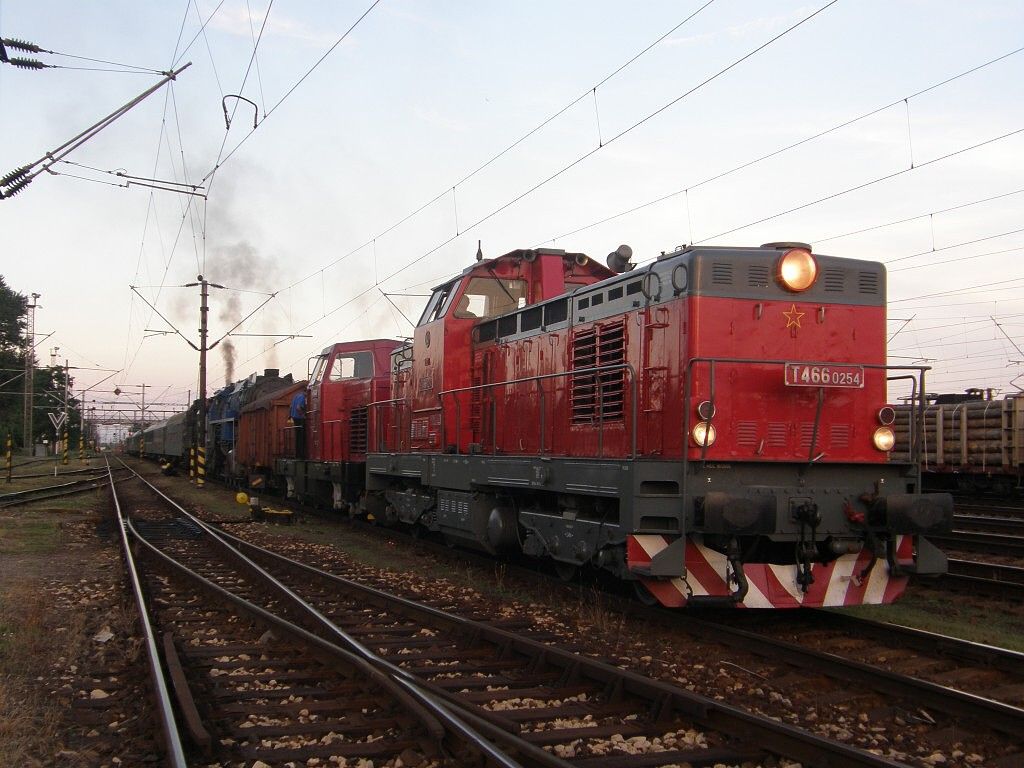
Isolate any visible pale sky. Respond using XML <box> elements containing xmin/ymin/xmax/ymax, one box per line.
<box><xmin>2</xmin><ymin>0</ymin><xmax>1022</xmax><ymax>429</ymax></box>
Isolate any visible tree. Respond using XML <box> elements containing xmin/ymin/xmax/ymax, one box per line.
<box><xmin>0</xmin><ymin>276</ymin><xmax>28</xmax><ymax>445</ymax></box>
<box><xmin>0</xmin><ymin>277</ymin><xmax>83</xmax><ymax>453</ymax></box>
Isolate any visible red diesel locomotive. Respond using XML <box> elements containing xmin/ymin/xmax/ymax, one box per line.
<box><xmin>250</xmin><ymin>242</ymin><xmax>952</xmax><ymax>608</ymax></box>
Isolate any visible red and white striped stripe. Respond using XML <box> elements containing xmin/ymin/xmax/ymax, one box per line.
<box><xmin>628</xmin><ymin>534</ymin><xmax>912</xmax><ymax>608</ymax></box>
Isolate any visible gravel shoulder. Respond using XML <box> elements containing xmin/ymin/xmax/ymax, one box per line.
<box><xmin>3</xmin><ymin>458</ymin><xmax>1021</xmax><ymax>767</ymax></box>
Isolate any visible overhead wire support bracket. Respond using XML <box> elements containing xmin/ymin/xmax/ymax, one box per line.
<box><xmin>222</xmin><ymin>95</ymin><xmax>258</xmax><ymax>130</ymax></box>
<box><xmin>129</xmin><ymin>286</ymin><xmax>200</xmax><ymax>351</ymax></box>
<box><xmin>0</xmin><ymin>62</ymin><xmax>192</xmax><ymax>201</ymax></box>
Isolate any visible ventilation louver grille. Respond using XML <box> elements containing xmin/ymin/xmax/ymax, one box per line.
<box><xmin>736</xmin><ymin>421</ymin><xmax>758</xmax><ymax>447</ymax></box>
<box><xmin>823</xmin><ymin>269</ymin><xmax>845</xmax><ymax>293</ymax></box>
<box><xmin>571</xmin><ymin>320</ymin><xmax>626</xmax><ymax>423</ymax></box>
<box><xmin>858</xmin><ymin>271</ymin><xmax>879</xmax><ymax>294</ymax></box>
<box><xmin>349</xmin><ymin>406</ymin><xmax>368</xmax><ymax>453</ymax></box>
<box><xmin>747</xmin><ymin>265</ymin><xmax>770</xmax><ymax>287</ymax></box>
<box><xmin>711</xmin><ymin>262</ymin><xmax>733</xmax><ymax>285</ymax></box>
<box><xmin>766</xmin><ymin>423</ymin><xmax>788</xmax><ymax>446</ymax></box>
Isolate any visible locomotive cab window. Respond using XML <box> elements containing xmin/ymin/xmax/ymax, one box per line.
<box><xmin>328</xmin><ymin>352</ymin><xmax>374</xmax><ymax>381</ymax></box>
<box><xmin>310</xmin><ymin>354</ymin><xmax>328</xmax><ymax>382</ymax></box>
<box><xmin>454</xmin><ymin>277</ymin><xmax>528</xmax><ymax>320</ymax></box>
<box><xmin>418</xmin><ymin>279</ymin><xmax>461</xmax><ymax>326</ymax></box>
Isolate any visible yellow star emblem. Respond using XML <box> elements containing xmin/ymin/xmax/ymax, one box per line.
<box><xmin>783</xmin><ymin>304</ymin><xmax>804</xmax><ymax>329</ymax></box>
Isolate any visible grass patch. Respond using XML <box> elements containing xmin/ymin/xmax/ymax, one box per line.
<box><xmin>0</xmin><ymin>513</ymin><xmax>63</xmax><ymax>554</ymax></box>
<box><xmin>0</xmin><ymin>577</ymin><xmax>83</xmax><ymax>764</ymax></box>
<box><xmin>835</xmin><ymin>587</ymin><xmax>1024</xmax><ymax>652</ymax></box>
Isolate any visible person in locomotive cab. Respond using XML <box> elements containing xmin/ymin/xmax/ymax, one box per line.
<box><xmin>455</xmin><ymin>294</ymin><xmax>477</xmax><ymax>319</ymax></box>
<box><xmin>289</xmin><ymin>390</ymin><xmax>307</xmax><ymax>459</ymax></box>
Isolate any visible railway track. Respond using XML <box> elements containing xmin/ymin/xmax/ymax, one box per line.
<box><xmin>0</xmin><ymin>468</ymin><xmax>129</xmax><ymax>507</ymax></box>
<box><xmin>110</xmin><ymin>458</ymin><xmax>912</xmax><ymax>768</ymax></box>
<box><xmin>952</xmin><ymin>514</ymin><xmax>1024</xmax><ymax>536</ymax></box>
<box><xmin>930</xmin><ymin>530</ymin><xmax>1024</xmax><ymax>558</ymax></box>
<box><xmin>940</xmin><ymin>559</ymin><xmax>1024</xmax><ymax>598</ymax></box>
<box><xmin>311</xmin><ymin>513</ymin><xmax>1024</xmax><ymax>754</ymax></box>
<box><xmin>7</xmin><ymin>464</ymin><xmax>107</xmax><ymax>480</ymax></box>
<box><xmin>953</xmin><ymin>500</ymin><xmax>1024</xmax><ymax>518</ymax></box>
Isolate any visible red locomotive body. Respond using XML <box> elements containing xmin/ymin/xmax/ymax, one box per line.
<box><xmin>278</xmin><ymin>340</ymin><xmax>400</xmax><ymax>507</ymax></box>
<box><xmin>367</xmin><ymin>244</ymin><xmax>952</xmax><ymax>608</ymax></box>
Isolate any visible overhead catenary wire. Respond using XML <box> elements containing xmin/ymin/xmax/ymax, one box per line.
<box><xmin>198</xmin><ymin>0</ymin><xmax>276</xmax><ymax>273</ymax></box>
<box><xmin>211</xmin><ymin>0</ymin><xmax>716</xmax><ymax>296</ymax></box>
<box><xmin>233</xmin><ymin>1</ymin><xmax>853</xmax><ymax>372</ymax></box>
<box><xmin>691</xmin><ymin>127</ymin><xmax>1024</xmax><ymax>245</ymax></box>
<box><xmin>196</xmin><ymin>0</ymin><xmax>382</xmax><ymax>195</ymax></box>
<box><xmin>891</xmin><ymin>245</ymin><xmax>1024</xmax><ymax>273</ymax></box>
<box><xmin>531</xmin><ymin>45</ymin><xmax>1024</xmax><ymax>248</ymax></box>
<box><xmin>378</xmin><ymin>0</ymin><xmax>842</xmax><ymax>288</ymax></box>
<box><xmin>812</xmin><ymin>186</ymin><xmax>1024</xmax><ymax>244</ymax></box>
<box><xmin>890</xmin><ymin>275</ymin><xmax>1024</xmax><ymax>304</ymax></box>
<box><xmin>122</xmin><ymin>3</ymin><xmax>197</xmax><ymax>382</ymax></box>
<box><xmin>235</xmin><ymin>2</ymin><xmax>843</xmax><ymax>371</ymax></box>
<box><xmin>886</xmin><ymin>227</ymin><xmax>1024</xmax><ymax>265</ymax></box>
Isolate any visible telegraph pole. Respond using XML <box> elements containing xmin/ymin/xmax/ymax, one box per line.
<box><xmin>63</xmin><ymin>358</ymin><xmax>70</xmax><ymax>465</ymax></box>
<box><xmin>23</xmin><ymin>293</ymin><xmax>40</xmax><ymax>453</ymax></box>
<box><xmin>197</xmin><ymin>276</ymin><xmax>210</xmax><ymax>487</ymax></box>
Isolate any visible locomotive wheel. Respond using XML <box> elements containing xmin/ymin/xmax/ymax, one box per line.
<box><xmin>553</xmin><ymin>561</ymin><xmax>579</xmax><ymax>582</ymax></box>
<box><xmin>633</xmin><ymin>580</ymin><xmax>660</xmax><ymax>606</ymax></box>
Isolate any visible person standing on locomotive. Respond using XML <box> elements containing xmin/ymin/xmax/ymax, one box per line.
<box><xmin>289</xmin><ymin>389</ymin><xmax>307</xmax><ymax>459</ymax></box>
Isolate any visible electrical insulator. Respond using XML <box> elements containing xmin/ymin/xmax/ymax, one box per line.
<box><xmin>0</xmin><ymin>177</ymin><xmax>33</xmax><ymax>198</ymax></box>
<box><xmin>1</xmin><ymin>38</ymin><xmax>42</xmax><ymax>53</ymax></box>
<box><xmin>0</xmin><ymin>167</ymin><xmax>29</xmax><ymax>187</ymax></box>
<box><xmin>7</xmin><ymin>57</ymin><xmax>46</xmax><ymax>70</ymax></box>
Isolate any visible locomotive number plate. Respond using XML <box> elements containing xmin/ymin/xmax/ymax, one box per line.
<box><xmin>784</xmin><ymin>363</ymin><xmax>864</xmax><ymax>388</ymax></box>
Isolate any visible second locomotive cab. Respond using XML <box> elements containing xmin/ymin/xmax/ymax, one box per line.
<box><xmin>365</xmin><ymin>242</ymin><xmax>953</xmax><ymax>608</ymax></box>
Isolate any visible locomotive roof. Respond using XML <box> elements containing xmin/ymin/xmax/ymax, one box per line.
<box><xmin>432</xmin><ymin>247</ymin><xmax>593</xmax><ymax>290</ymax></box>
<box><xmin>656</xmin><ymin>243</ymin><xmax>877</xmax><ymax>264</ymax></box>
<box><xmin>317</xmin><ymin>338</ymin><xmax>403</xmax><ymax>356</ymax></box>
<box><xmin>468</xmin><ymin>243</ymin><xmax>887</xmax><ymax>346</ymax></box>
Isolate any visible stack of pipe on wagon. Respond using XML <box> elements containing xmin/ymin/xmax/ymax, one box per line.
<box><xmin>893</xmin><ymin>389</ymin><xmax>1024</xmax><ymax>492</ymax></box>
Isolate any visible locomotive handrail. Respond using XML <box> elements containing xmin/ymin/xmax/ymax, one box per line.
<box><xmin>682</xmin><ymin>357</ymin><xmax>931</xmax><ymax>508</ymax></box>
<box><xmin>887</xmin><ymin>374</ymin><xmax>921</xmax><ymax>486</ymax></box>
<box><xmin>683</xmin><ymin>358</ymin><xmax>930</xmax><ymax>454</ymax></box>
<box><xmin>435</xmin><ymin>363</ymin><xmax>639</xmax><ymax>458</ymax></box>
<box><xmin>367</xmin><ymin>397</ymin><xmax>413</xmax><ymax>453</ymax></box>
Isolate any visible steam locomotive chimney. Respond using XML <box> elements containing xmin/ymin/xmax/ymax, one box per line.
<box><xmin>264</xmin><ymin>368</ymin><xmax>279</xmax><ymax>378</ymax></box>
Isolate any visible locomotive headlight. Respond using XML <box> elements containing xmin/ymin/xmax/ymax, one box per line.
<box><xmin>777</xmin><ymin>248</ymin><xmax>818</xmax><ymax>292</ymax></box>
<box><xmin>692</xmin><ymin>421</ymin><xmax>717</xmax><ymax>447</ymax></box>
<box><xmin>872</xmin><ymin>426</ymin><xmax>895</xmax><ymax>452</ymax></box>
<box><xmin>877</xmin><ymin>406</ymin><xmax>896</xmax><ymax>425</ymax></box>
<box><xmin>697</xmin><ymin>400</ymin><xmax>716</xmax><ymax>419</ymax></box>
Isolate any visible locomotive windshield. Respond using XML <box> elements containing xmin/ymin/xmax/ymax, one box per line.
<box><xmin>309</xmin><ymin>353</ymin><xmax>328</xmax><ymax>382</ymax></box>
<box><xmin>418</xmin><ymin>279</ymin><xmax>461</xmax><ymax>326</ymax></box>
<box><xmin>328</xmin><ymin>352</ymin><xmax>374</xmax><ymax>380</ymax></box>
<box><xmin>454</xmin><ymin>277</ymin><xmax>527</xmax><ymax>320</ymax></box>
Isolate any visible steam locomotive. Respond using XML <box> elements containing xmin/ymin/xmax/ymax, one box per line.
<box><xmin>128</xmin><ymin>241</ymin><xmax>953</xmax><ymax>608</ymax></box>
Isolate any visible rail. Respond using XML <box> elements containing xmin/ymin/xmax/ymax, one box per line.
<box><xmin>105</xmin><ymin>459</ymin><xmax>188</xmax><ymax>768</ymax></box>
<box><xmin>113</xmin><ymin>458</ymin><xmax>545</xmax><ymax>768</ymax></box>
